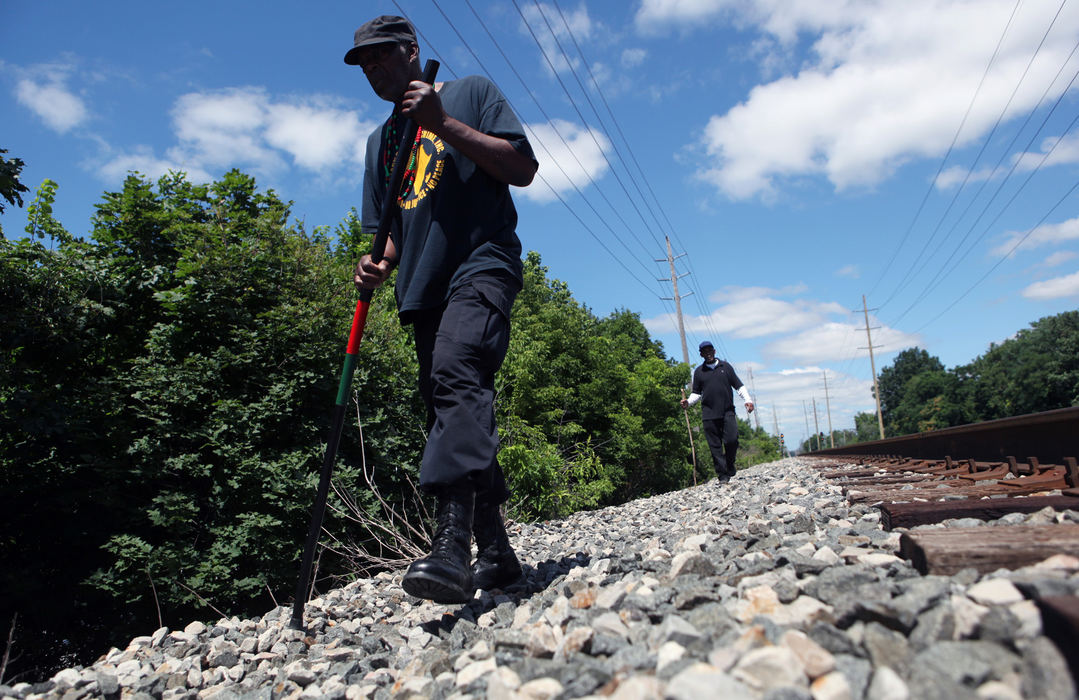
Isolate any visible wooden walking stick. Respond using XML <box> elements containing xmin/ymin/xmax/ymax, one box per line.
<box><xmin>289</xmin><ymin>60</ymin><xmax>440</xmax><ymax>632</ymax></box>
<box><xmin>681</xmin><ymin>388</ymin><xmax>698</xmax><ymax>486</ymax></box>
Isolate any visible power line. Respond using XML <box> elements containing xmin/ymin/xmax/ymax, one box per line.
<box><xmin>881</xmin><ymin>0</ymin><xmax>1071</xmax><ymax>308</ymax></box>
<box><xmin>891</xmin><ymin>67</ymin><xmax>1079</xmax><ymax>327</ymax></box>
<box><xmin>869</xmin><ymin>0</ymin><xmax>1025</xmax><ymax>304</ymax></box>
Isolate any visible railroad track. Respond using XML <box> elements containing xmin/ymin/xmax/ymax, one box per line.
<box><xmin>804</xmin><ymin>406</ymin><xmax>1079</xmax><ymax>683</ymax></box>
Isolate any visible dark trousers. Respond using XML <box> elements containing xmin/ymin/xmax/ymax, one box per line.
<box><xmin>411</xmin><ymin>275</ymin><xmax>516</xmax><ymax>505</ymax></box>
<box><xmin>702</xmin><ymin>411</ymin><xmax>739</xmax><ymax>476</ymax></box>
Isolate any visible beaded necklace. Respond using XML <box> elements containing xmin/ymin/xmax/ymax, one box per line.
<box><xmin>382</xmin><ymin>110</ymin><xmax>423</xmax><ymax>207</ymax></box>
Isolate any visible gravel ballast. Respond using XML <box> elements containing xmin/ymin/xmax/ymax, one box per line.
<box><xmin>7</xmin><ymin>456</ymin><xmax>1078</xmax><ymax>700</ymax></box>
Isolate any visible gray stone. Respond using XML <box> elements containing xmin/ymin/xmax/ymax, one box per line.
<box><xmin>1020</xmin><ymin>637</ymin><xmax>1077</xmax><ymax>700</ymax></box>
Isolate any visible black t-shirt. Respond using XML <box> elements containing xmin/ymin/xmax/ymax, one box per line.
<box><xmin>691</xmin><ymin>360</ymin><xmax>744</xmax><ymax>420</ymax></box>
<box><xmin>361</xmin><ymin>75</ymin><xmax>537</xmax><ymax>320</ymax></box>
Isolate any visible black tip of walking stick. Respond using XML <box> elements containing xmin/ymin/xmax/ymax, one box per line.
<box><xmin>288</xmin><ymin>59</ymin><xmax>440</xmax><ymax>633</ymax></box>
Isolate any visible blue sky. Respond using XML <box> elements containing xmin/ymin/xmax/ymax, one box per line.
<box><xmin>4</xmin><ymin>0</ymin><xmax>1079</xmax><ymax>447</ymax></box>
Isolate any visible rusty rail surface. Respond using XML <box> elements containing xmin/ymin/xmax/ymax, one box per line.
<box><xmin>808</xmin><ymin>405</ymin><xmax>1079</xmax><ymax>464</ymax></box>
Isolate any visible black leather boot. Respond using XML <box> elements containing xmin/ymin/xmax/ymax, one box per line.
<box><xmin>402</xmin><ymin>482</ymin><xmax>475</xmax><ymax>604</ymax></box>
<box><xmin>472</xmin><ymin>501</ymin><xmax>522</xmax><ymax>590</ymax></box>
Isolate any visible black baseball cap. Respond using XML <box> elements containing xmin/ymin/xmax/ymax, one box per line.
<box><xmin>344</xmin><ymin>15</ymin><xmax>417</xmax><ymax>65</ymax></box>
<box><xmin>699</xmin><ymin>340</ymin><xmax>714</xmax><ymax>351</ymax></box>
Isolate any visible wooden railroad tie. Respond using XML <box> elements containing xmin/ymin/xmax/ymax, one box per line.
<box><xmin>898</xmin><ymin>523</ymin><xmax>1079</xmax><ymax>576</ymax></box>
<box><xmin>879</xmin><ymin>495</ymin><xmax>1079</xmax><ymax>530</ymax></box>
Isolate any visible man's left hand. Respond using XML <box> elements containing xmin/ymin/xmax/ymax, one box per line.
<box><xmin>745</xmin><ymin>402</ymin><xmax>755</xmax><ymax>413</ymax></box>
<box><xmin>400</xmin><ymin>80</ymin><xmax>445</xmax><ymax>131</ymax></box>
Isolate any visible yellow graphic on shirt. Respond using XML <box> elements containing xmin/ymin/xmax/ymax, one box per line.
<box><xmin>401</xmin><ymin>129</ymin><xmax>445</xmax><ymax>210</ymax></box>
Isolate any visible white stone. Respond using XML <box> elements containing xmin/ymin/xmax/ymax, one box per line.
<box><xmin>51</xmin><ymin>668</ymin><xmax>82</xmax><ymax>688</ymax></box>
<box><xmin>513</xmin><ymin>602</ymin><xmax>533</xmax><ymax>628</ymax></box>
<box><xmin>516</xmin><ymin>677</ymin><xmax>564</xmax><ymax>699</ymax></box>
<box><xmin>812</xmin><ymin>547</ymin><xmax>841</xmax><ymax>565</ymax></box>
<box><xmin>656</xmin><ymin>641</ymin><xmax>686</xmax><ymax>673</ymax></box>
<box><xmin>544</xmin><ymin>596</ymin><xmax>571</xmax><ymax>627</ymax></box>
<box><xmin>781</xmin><ymin>629</ymin><xmax>835</xmax><ymax>679</ymax></box>
<box><xmin>840</xmin><ymin>546</ymin><xmax>867</xmax><ymax>560</ymax></box>
<box><xmin>680</xmin><ymin>533</ymin><xmax>708</xmax><ymax>551</ymax></box>
<box><xmin>951</xmin><ymin>594</ymin><xmax>989</xmax><ymax>638</ymax></box>
<box><xmin>811</xmin><ymin>671</ymin><xmax>853</xmax><ymax>700</ymax></box>
<box><xmin>486</xmin><ymin>667</ymin><xmax>521</xmax><ymax>700</ymax></box>
<box><xmin>856</xmin><ymin>552</ymin><xmax>903</xmax><ymax>567</ymax></box>
<box><xmin>670</xmin><ymin>551</ymin><xmax>715</xmax><ymax>577</ymax></box>
<box><xmin>733</xmin><ymin>646</ymin><xmax>807</xmax><ymax>691</ymax></box>
<box><xmin>1008</xmin><ymin>599</ymin><xmax>1042</xmax><ymax>638</ymax></box>
<box><xmin>967</xmin><ymin>578</ymin><xmax>1023</xmax><ymax>606</ymax></box>
<box><xmin>595</xmin><ymin>582</ymin><xmax>628</xmax><ymax>609</ymax></box>
<box><xmin>525</xmin><ymin>621</ymin><xmax>561</xmax><ymax>658</ymax></box>
<box><xmin>866</xmin><ymin>666</ymin><xmax>908</xmax><ymax>700</ymax></box>
<box><xmin>668</xmin><ymin>663</ymin><xmax>755</xmax><ymax>700</ymax></box>
<box><xmin>1030</xmin><ymin>553</ymin><xmax>1079</xmax><ymax>571</ymax></box>
<box><xmin>592</xmin><ymin>611</ymin><xmax>630</xmax><ymax>638</ymax></box>
<box><xmin>468</xmin><ymin>639</ymin><xmax>492</xmax><ymax>660</ymax></box>
<box><xmin>455</xmin><ymin>657</ymin><xmax>496</xmax><ymax>687</ymax></box>
<box><xmin>606</xmin><ymin>674</ymin><xmax>667</xmax><ymax>700</ymax></box>
<box><xmin>555</xmin><ymin>626</ymin><xmax>593</xmax><ymax>661</ymax></box>
<box><xmin>184</xmin><ymin>621</ymin><xmax>207</xmax><ymax>636</ymax></box>
<box><xmin>975</xmin><ymin>680</ymin><xmax>1023</xmax><ymax>700</ymax></box>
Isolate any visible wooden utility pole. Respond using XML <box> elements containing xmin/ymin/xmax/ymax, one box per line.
<box><xmin>748</xmin><ymin>367</ymin><xmax>761</xmax><ymax>430</ymax></box>
<box><xmin>802</xmin><ymin>400</ymin><xmax>811</xmax><ymax>453</ymax></box>
<box><xmin>861</xmin><ymin>295</ymin><xmax>886</xmax><ymax>439</ymax></box>
<box><xmin>772</xmin><ymin>404</ymin><xmax>783</xmax><ymax>457</ymax></box>
<box><xmin>822</xmin><ymin>370</ymin><xmax>834</xmax><ymax>448</ymax></box>
<box><xmin>812</xmin><ymin>397</ymin><xmax>821</xmax><ymax>451</ymax></box>
<box><xmin>658</xmin><ymin>236</ymin><xmax>692</xmax><ymax>368</ymax></box>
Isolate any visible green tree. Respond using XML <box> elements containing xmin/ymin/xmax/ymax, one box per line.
<box><xmin>0</xmin><ymin>148</ymin><xmax>31</xmax><ymax>237</ymax></box>
<box><xmin>956</xmin><ymin>311</ymin><xmax>1079</xmax><ymax>421</ymax></box>
<box><xmin>1</xmin><ymin>170</ymin><xmax>424</xmax><ymax>678</ymax></box>
<box><xmin>734</xmin><ymin>419</ymin><xmax>782</xmax><ymax>467</ymax></box>
<box><xmin>876</xmin><ymin>347</ymin><xmax>946</xmax><ymax>434</ymax></box>
<box><xmin>854</xmin><ymin>411</ymin><xmax>881</xmax><ymax>442</ymax></box>
<box><xmin>497</xmin><ymin>253</ymin><xmax>691</xmax><ymax>518</ymax></box>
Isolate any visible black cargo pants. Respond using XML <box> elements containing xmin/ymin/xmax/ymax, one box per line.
<box><xmin>410</xmin><ymin>273</ymin><xmax>518</xmax><ymax>505</ymax></box>
<box><xmin>702</xmin><ymin>410</ymin><xmax>739</xmax><ymax>477</ymax></box>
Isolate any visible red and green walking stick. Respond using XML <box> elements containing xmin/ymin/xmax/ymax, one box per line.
<box><xmin>290</xmin><ymin>60</ymin><xmax>439</xmax><ymax>631</ymax></box>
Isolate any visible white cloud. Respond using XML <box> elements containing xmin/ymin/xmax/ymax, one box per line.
<box><xmin>1042</xmin><ymin>250</ymin><xmax>1077</xmax><ymax>268</ymax></box>
<box><xmin>264</xmin><ymin>102</ymin><xmax>370</xmax><ymax>171</ymax></box>
<box><xmin>97</xmin><ymin>145</ymin><xmax>212</xmax><ymax>184</ymax></box>
<box><xmin>519</xmin><ymin>119</ymin><xmax>611</xmax><ymax>203</ymax></box>
<box><xmin>15</xmin><ymin>73</ymin><xmax>88</xmax><ymax>133</ymax></box>
<box><xmin>835</xmin><ymin>264</ymin><xmax>859</xmax><ymax>278</ymax></box>
<box><xmin>1013</xmin><ymin>132</ymin><xmax>1079</xmax><ymax>172</ymax></box>
<box><xmin>934</xmin><ymin>163</ymin><xmax>996</xmax><ymax>189</ymax></box>
<box><xmin>520</xmin><ymin>2</ymin><xmax>593</xmax><ymax>76</ymax></box>
<box><xmin>635</xmin><ymin>0</ymin><xmax>735</xmax><ymax>34</ymax></box>
<box><xmin>764</xmin><ymin>320</ymin><xmax>920</xmax><ymax>365</ymax></box>
<box><xmin>644</xmin><ymin>282</ymin><xmax>921</xmax><ymax>365</ymax></box>
<box><xmin>98</xmin><ymin>87</ymin><xmax>378</xmax><ymax>185</ymax></box>
<box><xmin>991</xmin><ymin>216</ymin><xmax>1079</xmax><ymax>256</ymax></box>
<box><xmin>1021</xmin><ymin>269</ymin><xmax>1079</xmax><ymax>299</ymax></box>
<box><xmin>738</xmin><ymin>364</ymin><xmax>880</xmax><ymax>439</ymax></box>
<box><xmin>665</xmin><ymin>0</ymin><xmax>1079</xmax><ymax>199</ymax></box>
<box><xmin>645</xmin><ymin>284</ymin><xmax>844</xmax><ymax>340</ymax></box>
<box><xmin>169</xmin><ymin>88</ymin><xmax>280</xmax><ymax>171</ymax></box>
<box><xmin>622</xmin><ymin>48</ymin><xmax>647</xmax><ymax>68</ymax></box>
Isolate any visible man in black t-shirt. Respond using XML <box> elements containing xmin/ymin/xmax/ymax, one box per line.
<box><xmin>680</xmin><ymin>341</ymin><xmax>755</xmax><ymax>481</ymax></box>
<box><xmin>348</xmin><ymin>16</ymin><xmax>538</xmax><ymax>604</ymax></box>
